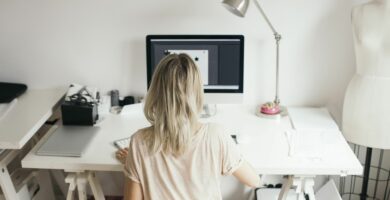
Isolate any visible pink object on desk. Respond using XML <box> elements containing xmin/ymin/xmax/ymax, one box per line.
<box><xmin>260</xmin><ymin>102</ymin><xmax>280</xmax><ymax>115</ymax></box>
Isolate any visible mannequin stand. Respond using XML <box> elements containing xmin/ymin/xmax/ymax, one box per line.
<box><xmin>340</xmin><ymin>145</ymin><xmax>390</xmax><ymax>200</ymax></box>
<box><xmin>361</xmin><ymin>147</ymin><xmax>372</xmax><ymax>200</ymax></box>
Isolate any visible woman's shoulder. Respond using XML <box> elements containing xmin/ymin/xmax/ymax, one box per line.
<box><xmin>207</xmin><ymin>122</ymin><xmax>226</xmax><ymax>133</ymax></box>
<box><xmin>204</xmin><ymin>123</ymin><xmax>229</xmax><ymax>140</ymax></box>
<box><xmin>130</xmin><ymin>127</ymin><xmax>153</xmax><ymax>145</ymax></box>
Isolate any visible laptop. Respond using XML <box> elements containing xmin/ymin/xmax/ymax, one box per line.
<box><xmin>37</xmin><ymin>126</ymin><xmax>100</xmax><ymax>157</ymax></box>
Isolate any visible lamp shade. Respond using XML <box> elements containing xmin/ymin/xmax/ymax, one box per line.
<box><xmin>222</xmin><ymin>0</ymin><xmax>249</xmax><ymax>17</ymax></box>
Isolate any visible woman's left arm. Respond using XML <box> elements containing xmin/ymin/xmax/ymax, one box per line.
<box><xmin>124</xmin><ymin>177</ymin><xmax>143</xmax><ymax>200</ymax></box>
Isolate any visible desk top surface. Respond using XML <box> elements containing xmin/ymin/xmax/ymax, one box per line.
<box><xmin>22</xmin><ymin>104</ymin><xmax>363</xmax><ymax>176</ymax></box>
<box><xmin>0</xmin><ymin>88</ymin><xmax>66</xmax><ymax>149</ymax></box>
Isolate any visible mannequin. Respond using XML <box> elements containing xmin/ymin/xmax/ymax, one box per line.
<box><xmin>343</xmin><ymin>1</ymin><xmax>390</xmax><ymax>199</ymax></box>
<box><xmin>343</xmin><ymin>0</ymin><xmax>390</xmax><ymax>149</ymax></box>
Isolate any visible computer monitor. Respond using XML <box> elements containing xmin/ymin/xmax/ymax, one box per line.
<box><xmin>146</xmin><ymin>35</ymin><xmax>244</xmax><ymax>104</ymax></box>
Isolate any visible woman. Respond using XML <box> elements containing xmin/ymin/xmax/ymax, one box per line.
<box><xmin>116</xmin><ymin>53</ymin><xmax>260</xmax><ymax>200</ymax></box>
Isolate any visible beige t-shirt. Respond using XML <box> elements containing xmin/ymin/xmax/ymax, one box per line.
<box><xmin>124</xmin><ymin>123</ymin><xmax>243</xmax><ymax>200</ymax></box>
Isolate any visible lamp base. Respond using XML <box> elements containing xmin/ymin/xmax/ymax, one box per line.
<box><xmin>260</xmin><ymin>101</ymin><xmax>280</xmax><ymax>115</ymax></box>
<box><xmin>256</xmin><ymin>110</ymin><xmax>281</xmax><ymax>121</ymax></box>
<box><xmin>256</xmin><ymin>102</ymin><xmax>287</xmax><ymax>121</ymax></box>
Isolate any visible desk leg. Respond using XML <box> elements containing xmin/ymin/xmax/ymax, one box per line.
<box><xmin>294</xmin><ymin>176</ymin><xmax>316</xmax><ymax>200</ymax></box>
<box><xmin>65</xmin><ymin>173</ymin><xmax>76</xmax><ymax>200</ymax></box>
<box><xmin>277</xmin><ymin>176</ymin><xmax>316</xmax><ymax>200</ymax></box>
<box><xmin>0</xmin><ymin>164</ymin><xmax>18</xmax><ymax>200</ymax></box>
<box><xmin>76</xmin><ymin>173</ymin><xmax>88</xmax><ymax>200</ymax></box>
<box><xmin>278</xmin><ymin>175</ymin><xmax>293</xmax><ymax>200</ymax></box>
<box><xmin>298</xmin><ymin>192</ymin><xmax>305</xmax><ymax>200</ymax></box>
<box><xmin>293</xmin><ymin>177</ymin><xmax>305</xmax><ymax>200</ymax></box>
<box><xmin>87</xmin><ymin>172</ymin><xmax>105</xmax><ymax>200</ymax></box>
<box><xmin>303</xmin><ymin>178</ymin><xmax>315</xmax><ymax>200</ymax></box>
<box><xmin>65</xmin><ymin>171</ymin><xmax>106</xmax><ymax>200</ymax></box>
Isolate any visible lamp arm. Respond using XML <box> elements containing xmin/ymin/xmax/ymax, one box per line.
<box><xmin>252</xmin><ymin>0</ymin><xmax>279</xmax><ymax>36</ymax></box>
<box><xmin>253</xmin><ymin>0</ymin><xmax>282</xmax><ymax>105</ymax></box>
<box><xmin>275</xmin><ymin>34</ymin><xmax>280</xmax><ymax>105</ymax></box>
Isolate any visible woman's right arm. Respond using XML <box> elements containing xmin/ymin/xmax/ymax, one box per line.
<box><xmin>232</xmin><ymin>161</ymin><xmax>261</xmax><ymax>188</ymax></box>
<box><xmin>216</xmin><ymin>125</ymin><xmax>261</xmax><ymax>188</ymax></box>
<box><xmin>124</xmin><ymin>178</ymin><xmax>143</xmax><ymax>200</ymax></box>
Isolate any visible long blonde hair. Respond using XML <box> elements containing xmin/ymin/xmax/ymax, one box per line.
<box><xmin>143</xmin><ymin>53</ymin><xmax>204</xmax><ymax>155</ymax></box>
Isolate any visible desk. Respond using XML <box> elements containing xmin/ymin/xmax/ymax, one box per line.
<box><xmin>0</xmin><ymin>88</ymin><xmax>66</xmax><ymax>200</ymax></box>
<box><xmin>0</xmin><ymin>89</ymin><xmax>66</xmax><ymax>149</ymax></box>
<box><xmin>22</xmin><ymin>105</ymin><xmax>362</xmax><ymax>200</ymax></box>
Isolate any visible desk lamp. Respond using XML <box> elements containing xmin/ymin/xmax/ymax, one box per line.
<box><xmin>222</xmin><ymin>0</ymin><xmax>283</xmax><ymax>117</ymax></box>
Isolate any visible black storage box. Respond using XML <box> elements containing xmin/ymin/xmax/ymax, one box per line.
<box><xmin>61</xmin><ymin>101</ymin><xmax>98</xmax><ymax>126</ymax></box>
<box><xmin>0</xmin><ymin>82</ymin><xmax>27</xmax><ymax>103</ymax></box>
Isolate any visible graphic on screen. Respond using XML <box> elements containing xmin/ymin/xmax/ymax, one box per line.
<box><xmin>166</xmin><ymin>49</ymin><xmax>209</xmax><ymax>85</ymax></box>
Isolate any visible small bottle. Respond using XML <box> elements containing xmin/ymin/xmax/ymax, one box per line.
<box><xmin>110</xmin><ymin>90</ymin><xmax>120</xmax><ymax>107</ymax></box>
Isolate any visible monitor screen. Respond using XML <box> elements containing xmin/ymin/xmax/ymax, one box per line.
<box><xmin>146</xmin><ymin>35</ymin><xmax>244</xmax><ymax>93</ymax></box>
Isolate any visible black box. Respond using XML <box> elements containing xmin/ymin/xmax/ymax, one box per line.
<box><xmin>61</xmin><ymin>101</ymin><xmax>98</xmax><ymax>126</ymax></box>
<box><xmin>0</xmin><ymin>82</ymin><xmax>27</xmax><ymax>103</ymax></box>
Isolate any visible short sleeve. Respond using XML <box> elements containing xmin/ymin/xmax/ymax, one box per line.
<box><xmin>219</xmin><ymin>128</ymin><xmax>244</xmax><ymax>176</ymax></box>
<box><xmin>123</xmin><ymin>135</ymin><xmax>141</xmax><ymax>183</ymax></box>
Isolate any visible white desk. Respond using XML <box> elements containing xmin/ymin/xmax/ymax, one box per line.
<box><xmin>0</xmin><ymin>88</ymin><xmax>66</xmax><ymax>200</ymax></box>
<box><xmin>0</xmin><ymin>89</ymin><xmax>66</xmax><ymax>149</ymax></box>
<box><xmin>22</xmin><ymin>105</ymin><xmax>362</xmax><ymax>200</ymax></box>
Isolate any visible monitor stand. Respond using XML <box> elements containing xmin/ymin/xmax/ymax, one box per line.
<box><xmin>201</xmin><ymin>104</ymin><xmax>217</xmax><ymax>118</ymax></box>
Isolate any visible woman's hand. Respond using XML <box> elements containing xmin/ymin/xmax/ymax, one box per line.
<box><xmin>116</xmin><ymin>148</ymin><xmax>129</xmax><ymax>164</ymax></box>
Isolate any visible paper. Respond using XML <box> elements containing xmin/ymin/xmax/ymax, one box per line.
<box><xmin>65</xmin><ymin>83</ymin><xmax>98</xmax><ymax>103</ymax></box>
<box><xmin>286</xmin><ymin>130</ymin><xmax>324</xmax><ymax>159</ymax></box>
<box><xmin>288</xmin><ymin>107</ymin><xmax>339</xmax><ymax>131</ymax></box>
<box><xmin>167</xmin><ymin>49</ymin><xmax>209</xmax><ymax>85</ymax></box>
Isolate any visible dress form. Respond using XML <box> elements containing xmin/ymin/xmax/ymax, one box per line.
<box><xmin>343</xmin><ymin>0</ymin><xmax>390</xmax><ymax>149</ymax></box>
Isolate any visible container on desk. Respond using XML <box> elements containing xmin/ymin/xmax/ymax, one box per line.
<box><xmin>61</xmin><ymin>101</ymin><xmax>98</xmax><ymax>126</ymax></box>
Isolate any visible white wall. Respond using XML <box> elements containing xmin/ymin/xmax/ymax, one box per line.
<box><xmin>0</xmin><ymin>0</ymin><xmax>359</xmax><ymax>107</ymax></box>
<box><xmin>0</xmin><ymin>0</ymin><xmax>366</xmax><ymax>199</ymax></box>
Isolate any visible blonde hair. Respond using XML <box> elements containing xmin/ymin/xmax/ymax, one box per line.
<box><xmin>143</xmin><ymin>53</ymin><xmax>204</xmax><ymax>156</ymax></box>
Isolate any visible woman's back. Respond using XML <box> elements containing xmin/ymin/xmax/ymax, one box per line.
<box><xmin>124</xmin><ymin>123</ymin><xmax>243</xmax><ymax>200</ymax></box>
<box><xmin>119</xmin><ymin>54</ymin><xmax>259</xmax><ymax>199</ymax></box>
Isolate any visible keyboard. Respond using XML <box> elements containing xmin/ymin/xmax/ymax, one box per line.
<box><xmin>114</xmin><ymin>135</ymin><xmax>237</xmax><ymax>150</ymax></box>
<box><xmin>114</xmin><ymin>137</ymin><xmax>130</xmax><ymax>150</ymax></box>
